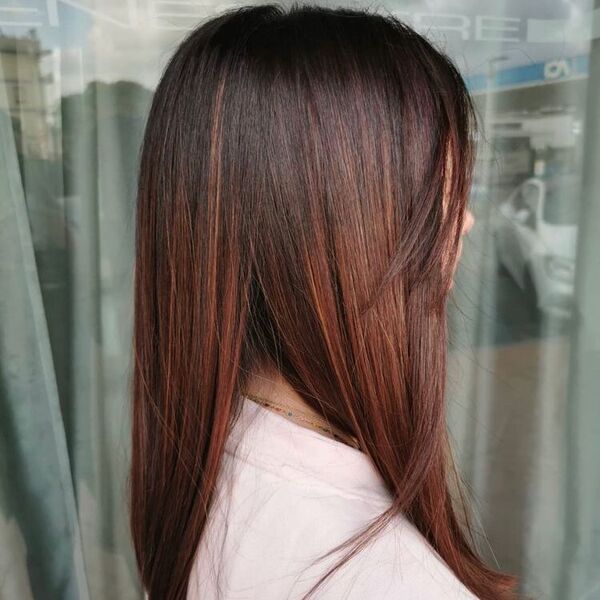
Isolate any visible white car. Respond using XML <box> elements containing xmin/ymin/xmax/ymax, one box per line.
<box><xmin>493</xmin><ymin>176</ymin><xmax>579</xmax><ymax>319</ymax></box>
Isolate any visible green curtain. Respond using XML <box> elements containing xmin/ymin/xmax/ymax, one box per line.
<box><xmin>0</xmin><ymin>52</ymin><xmax>149</xmax><ymax>598</ymax></box>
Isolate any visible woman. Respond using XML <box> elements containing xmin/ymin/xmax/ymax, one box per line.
<box><xmin>130</xmin><ymin>4</ymin><xmax>520</xmax><ymax>599</ymax></box>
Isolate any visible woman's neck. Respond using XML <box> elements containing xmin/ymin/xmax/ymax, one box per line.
<box><xmin>241</xmin><ymin>366</ymin><xmax>360</xmax><ymax>448</ymax></box>
<box><xmin>242</xmin><ymin>366</ymin><xmax>325</xmax><ymax>423</ymax></box>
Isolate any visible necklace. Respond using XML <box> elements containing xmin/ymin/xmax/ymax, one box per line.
<box><xmin>241</xmin><ymin>391</ymin><xmax>361</xmax><ymax>450</ymax></box>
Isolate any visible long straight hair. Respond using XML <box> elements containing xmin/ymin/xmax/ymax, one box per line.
<box><xmin>130</xmin><ymin>4</ymin><xmax>520</xmax><ymax>599</ymax></box>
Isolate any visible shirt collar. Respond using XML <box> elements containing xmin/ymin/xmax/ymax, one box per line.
<box><xmin>224</xmin><ymin>394</ymin><xmax>393</xmax><ymax>506</ymax></box>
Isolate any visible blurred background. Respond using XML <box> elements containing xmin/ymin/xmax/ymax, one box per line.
<box><xmin>0</xmin><ymin>1</ymin><xmax>599</xmax><ymax>598</ymax></box>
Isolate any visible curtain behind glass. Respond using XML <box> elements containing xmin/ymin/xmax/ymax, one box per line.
<box><xmin>0</xmin><ymin>25</ymin><xmax>149</xmax><ymax>599</ymax></box>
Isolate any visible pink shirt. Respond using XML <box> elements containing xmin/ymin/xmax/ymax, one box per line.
<box><xmin>188</xmin><ymin>394</ymin><xmax>479</xmax><ymax>599</ymax></box>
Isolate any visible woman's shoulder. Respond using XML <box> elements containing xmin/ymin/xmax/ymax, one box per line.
<box><xmin>322</xmin><ymin>513</ymin><xmax>480</xmax><ymax>599</ymax></box>
<box><xmin>200</xmin><ymin>403</ymin><xmax>480</xmax><ymax>599</ymax></box>
<box><xmin>217</xmin><ymin>452</ymin><xmax>477</xmax><ymax>598</ymax></box>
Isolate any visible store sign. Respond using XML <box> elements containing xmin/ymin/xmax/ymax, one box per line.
<box><xmin>544</xmin><ymin>59</ymin><xmax>571</xmax><ymax>80</ymax></box>
<box><xmin>466</xmin><ymin>55</ymin><xmax>589</xmax><ymax>93</ymax></box>
<box><xmin>393</xmin><ymin>13</ymin><xmax>523</xmax><ymax>43</ymax></box>
<box><xmin>0</xmin><ymin>2</ymin><xmax>598</xmax><ymax>41</ymax></box>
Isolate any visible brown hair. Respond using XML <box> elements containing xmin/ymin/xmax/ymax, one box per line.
<box><xmin>130</xmin><ymin>4</ymin><xmax>520</xmax><ymax>599</ymax></box>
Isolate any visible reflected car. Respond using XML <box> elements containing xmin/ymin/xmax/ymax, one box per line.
<box><xmin>493</xmin><ymin>175</ymin><xmax>580</xmax><ymax>318</ymax></box>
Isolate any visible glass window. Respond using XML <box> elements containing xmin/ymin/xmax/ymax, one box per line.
<box><xmin>543</xmin><ymin>175</ymin><xmax>581</xmax><ymax>224</ymax></box>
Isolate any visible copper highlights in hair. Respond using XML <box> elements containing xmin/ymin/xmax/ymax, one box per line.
<box><xmin>130</xmin><ymin>4</ymin><xmax>520</xmax><ymax>599</ymax></box>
